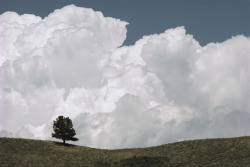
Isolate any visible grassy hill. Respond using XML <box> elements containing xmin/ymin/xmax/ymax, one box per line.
<box><xmin>0</xmin><ymin>136</ymin><xmax>249</xmax><ymax>167</ymax></box>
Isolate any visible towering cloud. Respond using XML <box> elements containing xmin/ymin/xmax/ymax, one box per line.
<box><xmin>0</xmin><ymin>5</ymin><xmax>249</xmax><ymax>149</ymax></box>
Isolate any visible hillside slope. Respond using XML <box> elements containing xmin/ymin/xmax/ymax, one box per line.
<box><xmin>0</xmin><ymin>136</ymin><xmax>249</xmax><ymax>167</ymax></box>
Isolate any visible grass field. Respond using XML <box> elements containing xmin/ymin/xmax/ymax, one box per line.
<box><xmin>0</xmin><ymin>136</ymin><xmax>249</xmax><ymax>167</ymax></box>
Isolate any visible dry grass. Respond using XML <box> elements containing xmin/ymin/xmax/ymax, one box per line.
<box><xmin>0</xmin><ymin>136</ymin><xmax>249</xmax><ymax>167</ymax></box>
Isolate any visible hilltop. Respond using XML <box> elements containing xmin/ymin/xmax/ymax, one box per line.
<box><xmin>0</xmin><ymin>136</ymin><xmax>249</xmax><ymax>167</ymax></box>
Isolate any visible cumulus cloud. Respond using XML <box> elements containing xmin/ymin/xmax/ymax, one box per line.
<box><xmin>0</xmin><ymin>5</ymin><xmax>249</xmax><ymax>149</ymax></box>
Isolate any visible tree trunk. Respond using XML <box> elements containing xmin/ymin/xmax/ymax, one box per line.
<box><xmin>63</xmin><ymin>139</ymin><xmax>66</xmax><ymax>145</ymax></box>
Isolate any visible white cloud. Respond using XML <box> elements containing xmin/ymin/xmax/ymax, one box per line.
<box><xmin>44</xmin><ymin>5</ymin><xmax>127</xmax><ymax>51</ymax></box>
<box><xmin>0</xmin><ymin>12</ymin><xmax>41</xmax><ymax>65</ymax></box>
<box><xmin>0</xmin><ymin>5</ymin><xmax>249</xmax><ymax>148</ymax></box>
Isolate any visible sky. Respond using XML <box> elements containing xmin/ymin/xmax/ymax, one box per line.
<box><xmin>0</xmin><ymin>0</ymin><xmax>249</xmax><ymax>46</ymax></box>
<box><xmin>0</xmin><ymin>1</ymin><xmax>249</xmax><ymax>149</ymax></box>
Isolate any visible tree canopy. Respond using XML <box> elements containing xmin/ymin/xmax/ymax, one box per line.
<box><xmin>52</xmin><ymin>116</ymin><xmax>79</xmax><ymax>145</ymax></box>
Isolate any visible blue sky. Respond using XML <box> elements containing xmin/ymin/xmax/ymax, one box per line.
<box><xmin>1</xmin><ymin>0</ymin><xmax>249</xmax><ymax>45</ymax></box>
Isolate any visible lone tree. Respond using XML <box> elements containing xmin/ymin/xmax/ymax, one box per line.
<box><xmin>52</xmin><ymin>116</ymin><xmax>79</xmax><ymax>145</ymax></box>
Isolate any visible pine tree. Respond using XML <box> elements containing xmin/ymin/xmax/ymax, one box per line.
<box><xmin>52</xmin><ymin>116</ymin><xmax>79</xmax><ymax>145</ymax></box>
